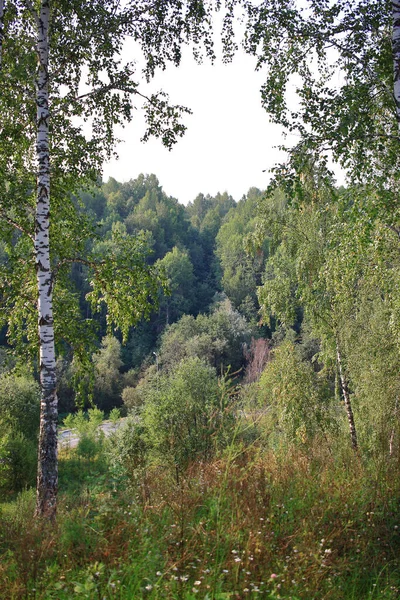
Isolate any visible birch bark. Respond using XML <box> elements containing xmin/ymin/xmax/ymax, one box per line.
<box><xmin>34</xmin><ymin>0</ymin><xmax>58</xmax><ymax>519</ymax></box>
<box><xmin>393</xmin><ymin>1</ymin><xmax>400</xmax><ymax>131</ymax></box>
<box><xmin>336</xmin><ymin>340</ymin><xmax>358</xmax><ymax>451</ymax></box>
<box><xmin>0</xmin><ymin>0</ymin><xmax>4</xmax><ymax>71</ymax></box>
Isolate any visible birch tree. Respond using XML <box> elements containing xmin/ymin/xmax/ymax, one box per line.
<box><xmin>244</xmin><ymin>0</ymin><xmax>398</xmax><ymax>209</ymax></box>
<box><xmin>256</xmin><ymin>169</ymin><xmax>361</xmax><ymax>450</ymax></box>
<box><xmin>393</xmin><ymin>1</ymin><xmax>400</xmax><ymax>131</ymax></box>
<box><xmin>0</xmin><ymin>0</ymin><xmax>227</xmax><ymax>518</ymax></box>
<box><xmin>245</xmin><ymin>1</ymin><xmax>399</xmax><ymax>452</ymax></box>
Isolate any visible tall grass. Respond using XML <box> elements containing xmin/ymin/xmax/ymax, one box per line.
<box><xmin>1</xmin><ymin>437</ymin><xmax>399</xmax><ymax>599</ymax></box>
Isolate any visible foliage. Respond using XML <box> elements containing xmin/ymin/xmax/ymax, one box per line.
<box><xmin>0</xmin><ymin>424</ymin><xmax>38</xmax><ymax>497</ymax></box>
<box><xmin>243</xmin><ymin>0</ymin><xmax>396</xmax><ymax>201</ymax></box>
<box><xmin>158</xmin><ymin>298</ymin><xmax>254</xmax><ymax>373</ymax></box>
<box><xmin>63</xmin><ymin>408</ymin><xmax>105</xmax><ymax>438</ymax></box>
<box><xmin>216</xmin><ymin>187</ymin><xmax>267</xmax><ymax>319</ymax></box>
<box><xmin>142</xmin><ymin>357</ymin><xmax>223</xmax><ymax>470</ymax></box>
<box><xmin>0</xmin><ymin>0</ymin><xmax>232</xmax><ymax>515</ymax></box>
<box><xmin>256</xmin><ymin>340</ymin><xmax>336</xmax><ymax>445</ymax></box>
<box><xmin>0</xmin><ymin>372</ymin><xmax>40</xmax><ymax>496</ymax></box>
<box><xmin>63</xmin><ymin>408</ymin><xmax>105</xmax><ymax>461</ymax></box>
<box><xmin>0</xmin><ymin>371</ymin><xmax>40</xmax><ymax>442</ymax></box>
<box><xmin>108</xmin><ymin>407</ymin><xmax>121</xmax><ymax>424</ymax></box>
<box><xmin>115</xmin><ymin>357</ymin><xmax>236</xmax><ymax>475</ymax></box>
<box><xmin>156</xmin><ymin>246</ymin><xmax>196</xmax><ymax>326</ymax></box>
<box><xmin>92</xmin><ymin>335</ymin><xmax>124</xmax><ymax>411</ymax></box>
<box><xmin>1</xmin><ymin>441</ymin><xmax>400</xmax><ymax>599</ymax></box>
<box><xmin>343</xmin><ymin>292</ymin><xmax>400</xmax><ymax>457</ymax></box>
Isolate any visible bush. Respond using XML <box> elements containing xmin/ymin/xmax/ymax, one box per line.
<box><xmin>257</xmin><ymin>340</ymin><xmax>336</xmax><ymax>445</ymax></box>
<box><xmin>0</xmin><ymin>373</ymin><xmax>40</xmax><ymax>496</ymax></box>
<box><xmin>0</xmin><ymin>424</ymin><xmax>37</xmax><ymax>496</ymax></box>
<box><xmin>112</xmin><ymin>357</ymin><xmax>237</xmax><ymax>479</ymax></box>
<box><xmin>142</xmin><ymin>357</ymin><xmax>236</xmax><ymax>472</ymax></box>
<box><xmin>0</xmin><ymin>372</ymin><xmax>40</xmax><ymax>441</ymax></box>
<box><xmin>63</xmin><ymin>409</ymin><xmax>105</xmax><ymax>460</ymax></box>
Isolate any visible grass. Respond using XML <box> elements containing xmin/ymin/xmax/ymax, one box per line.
<box><xmin>0</xmin><ymin>437</ymin><xmax>400</xmax><ymax>599</ymax></box>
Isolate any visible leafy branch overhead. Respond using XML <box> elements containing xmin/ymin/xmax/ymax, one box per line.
<box><xmin>86</xmin><ymin>229</ymin><xmax>168</xmax><ymax>342</ymax></box>
<box><xmin>243</xmin><ymin>0</ymin><xmax>397</xmax><ymax>195</ymax></box>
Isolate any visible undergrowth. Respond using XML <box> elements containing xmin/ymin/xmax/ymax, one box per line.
<box><xmin>0</xmin><ymin>439</ymin><xmax>400</xmax><ymax>599</ymax></box>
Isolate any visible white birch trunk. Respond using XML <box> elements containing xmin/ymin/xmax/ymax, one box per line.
<box><xmin>336</xmin><ymin>340</ymin><xmax>358</xmax><ymax>451</ymax></box>
<box><xmin>34</xmin><ymin>0</ymin><xmax>58</xmax><ymax>519</ymax></box>
<box><xmin>0</xmin><ymin>0</ymin><xmax>5</xmax><ymax>71</ymax></box>
<box><xmin>393</xmin><ymin>1</ymin><xmax>400</xmax><ymax>131</ymax></box>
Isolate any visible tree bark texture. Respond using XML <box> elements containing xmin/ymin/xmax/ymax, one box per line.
<box><xmin>393</xmin><ymin>1</ymin><xmax>400</xmax><ymax>130</ymax></box>
<box><xmin>0</xmin><ymin>0</ymin><xmax>4</xmax><ymax>71</ymax></box>
<box><xmin>35</xmin><ymin>0</ymin><xmax>58</xmax><ymax>519</ymax></box>
<box><xmin>336</xmin><ymin>340</ymin><xmax>358</xmax><ymax>451</ymax></box>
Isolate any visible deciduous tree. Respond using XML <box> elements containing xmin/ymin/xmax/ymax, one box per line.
<box><xmin>0</xmin><ymin>0</ymin><xmax>226</xmax><ymax>518</ymax></box>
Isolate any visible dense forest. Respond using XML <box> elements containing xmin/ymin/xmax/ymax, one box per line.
<box><xmin>1</xmin><ymin>0</ymin><xmax>400</xmax><ymax>598</ymax></box>
<box><xmin>2</xmin><ymin>171</ymin><xmax>400</xmax><ymax>598</ymax></box>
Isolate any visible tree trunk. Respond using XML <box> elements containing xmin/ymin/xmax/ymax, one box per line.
<box><xmin>35</xmin><ymin>0</ymin><xmax>58</xmax><ymax>519</ymax></box>
<box><xmin>393</xmin><ymin>1</ymin><xmax>400</xmax><ymax>130</ymax></box>
<box><xmin>336</xmin><ymin>340</ymin><xmax>358</xmax><ymax>451</ymax></box>
<box><xmin>0</xmin><ymin>0</ymin><xmax>4</xmax><ymax>71</ymax></box>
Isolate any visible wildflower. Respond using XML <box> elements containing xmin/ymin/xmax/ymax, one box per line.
<box><xmin>156</xmin><ymin>572</ymin><xmax>162</xmax><ymax>577</ymax></box>
<box><xmin>270</xmin><ymin>574</ymin><xmax>278</xmax><ymax>579</ymax></box>
<box><xmin>234</xmin><ymin>557</ymin><xmax>241</xmax><ymax>563</ymax></box>
<box><xmin>145</xmin><ymin>584</ymin><xmax>153</xmax><ymax>591</ymax></box>
<box><xmin>194</xmin><ymin>581</ymin><xmax>201</xmax><ymax>586</ymax></box>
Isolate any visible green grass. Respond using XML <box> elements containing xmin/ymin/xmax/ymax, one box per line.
<box><xmin>1</xmin><ymin>439</ymin><xmax>400</xmax><ymax>599</ymax></box>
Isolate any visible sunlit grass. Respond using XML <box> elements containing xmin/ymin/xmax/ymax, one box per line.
<box><xmin>1</xmin><ymin>438</ymin><xmax>400</xmax><ymax>599</ymax></box>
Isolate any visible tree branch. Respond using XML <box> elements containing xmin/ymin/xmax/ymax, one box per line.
<box><xmin>0</xmin><ymin>210</ymin><xmax>35</xmax><ymax>240</ymax></box>
<box><xmin>386</xmin><ymin>223</ymin><xmax>400</xmax><ymax>240</ymax></box>
<box><xmin>21</xmin><ymin>0</ymin><xmax>40</xmax><ymax>32</ymax></box>
<box><xmin>50</xmin><ymin>256</ymin><xmax>104</xmax><ymax>293</ymax></box>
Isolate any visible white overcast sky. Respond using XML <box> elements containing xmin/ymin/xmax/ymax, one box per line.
<box><xmin>102</xmin><ymin>18</ymin><xmax>345</xmax><ymax>205</ymax></box>
<box><xmin>102</xmin><ymin>43</ymin><xmax>287</xmax><ymax>204</ymax></box>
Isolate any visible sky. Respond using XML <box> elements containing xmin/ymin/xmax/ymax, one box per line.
<box><xmin>101</xmin><ymin>13</ymin><xmax>347</xmax><ymax>207</ymax></box>
<box><xmin>102</xmin><ymin>47</ymin><xmax>288</xmax><ymax>205</ymax></box>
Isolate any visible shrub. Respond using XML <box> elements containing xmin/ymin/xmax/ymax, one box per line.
<box><xmin>0</xmin><ymin>372</ymin><xmax>40</xmax><ymax>441</ymax></box>
<box><xmin>113</xmin><ymin>357</ymin><xmax>237</xmax><ymax>479</ymax></box>
<box><xmin>257</xmin><ymin>340</ymin><xmax>336</xmax><ymax>445</ymax></box>
<box><xmin>0</xmin><ymin>424</ymin><xmax>37</xmax><ymax>496</ymax></box>
<box><xmin>0</xmin><ymin>373</ymin><xmax>40</xmax><ymax>496</ymax></box>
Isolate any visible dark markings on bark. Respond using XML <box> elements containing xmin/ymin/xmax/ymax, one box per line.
<box><xmin>0</xmin><ymin>0</ymin><xmax>4</xmax><ymax>72</ymax></box>
<box><xmin>336</xmin><ymin>340</ymin><xmax>358</xmax><ymax>451</ymax></box>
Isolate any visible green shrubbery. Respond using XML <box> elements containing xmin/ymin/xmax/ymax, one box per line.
<box><xmin>0</xmin><ymin>372</ymin><xmax>40</xmax><ymax>497</ymax></box>
<box><xmin>111</xmin><ymin>357</ymin><xmax>237</xmax><ymax>479</ymax></box>
<box><xmin>255</xmin><ymin>340</ymin><xmax>337</xmax><ymax>445</ymax></box>
<box><xmin>63</xmin><ymin>408</ymin><xmax>105</xmax><ymax>461</ymax></box>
